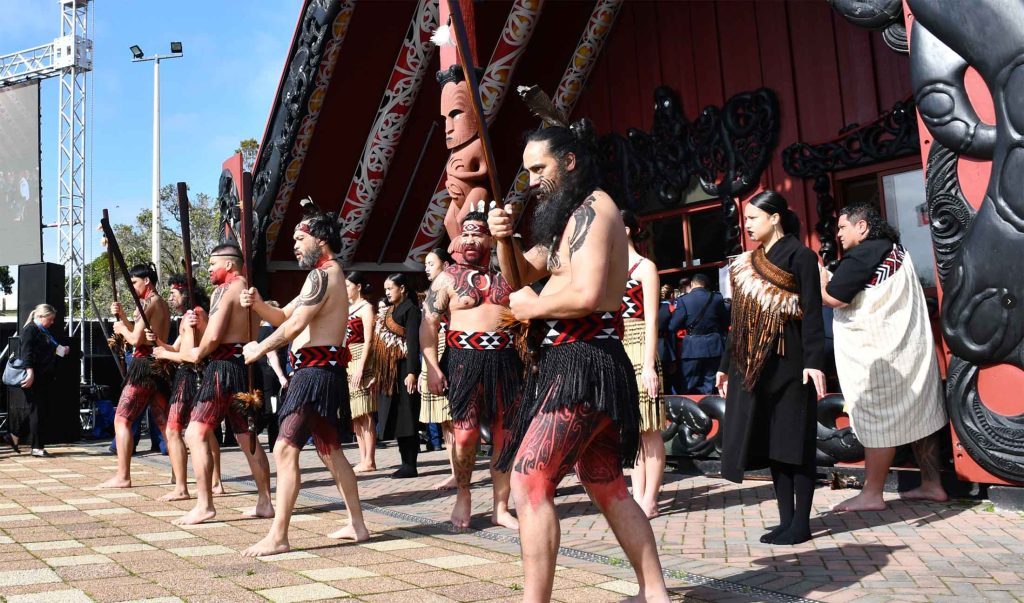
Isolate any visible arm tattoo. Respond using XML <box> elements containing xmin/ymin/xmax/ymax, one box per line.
<box><xmin>209</xmin><ymin>287</ymin><xmax>225</xmax><ymax>317</ymax></box>
<box><xmin>299</xmin><ymin>269</ymin><xmax>328</xmax><ymax>306</ymax></box>
<box><xmin>568</xmin><ymin>196</ymin><xmax>596</xmax><ymax>259</ymax></box>
<box><xmin>424</xmin><ymin>279</ymin><xmax>450</xmax><ymax>318</ymax></box>
<box><xmin>261</xmin><ymin>328</ymin><xmax>289</xmax><ymax>353</ymax></box>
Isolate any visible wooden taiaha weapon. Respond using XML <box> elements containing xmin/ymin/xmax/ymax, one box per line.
<box><xmin>445</xmin><ymin>0</ymin><xmax>522</xmax><ymax>290</ymax></box>
<box><xmin>234</xmin><ymin>172</ymin><xmax>262</xmax><ymax>455</ymax></box>
<box><xmin>100</xmin><ymin>209</ymin><xmax>129</xmax><ymax>362</ymax></box>
<box><xmin>100</xmin><ymin>212</ymin><xmax>154</xmax><ymax>334</ymax></box>
<box><xmin>176</xmin><ymin>182</ymin><xmax>198</xmax><ymax>313</ymax></box>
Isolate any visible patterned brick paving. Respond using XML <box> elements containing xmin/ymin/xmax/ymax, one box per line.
<box><xmin>1</xmin><ymin>441</ymin><xmax>1022</xmax><ymax>602</ymax></box>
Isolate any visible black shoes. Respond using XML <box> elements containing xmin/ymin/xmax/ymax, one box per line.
<box><xmin>390</xmin><ymin>465</ymin><xmax>418</xmax><ymax>479</ymax></box>
<box><xmin>3</xmin><ymin>434</ymin><xmax>20</xmax><ymax>454</ymax></box>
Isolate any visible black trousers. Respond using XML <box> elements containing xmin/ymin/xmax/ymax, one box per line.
<box><xmin>397</xmin><ymin>435</ymin><xmax>419</xmax><ymax>468</ymax></box>
<box><xmin>16</xmin><ymin>380</ymin><xmax>48</xmax><ymax>449</ymax></box>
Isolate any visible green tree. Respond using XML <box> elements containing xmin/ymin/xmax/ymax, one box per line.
<box><xmin>235</xmin><ymin>138</ymin><xmax>259</xmax><ymax>173</ymax></box>
<box><xmin>85</xmin><ymin>184</ymin><xmax>220</xmax><ymax>319</ymax></box>
<box><xmin>0</xmin><ymin>266</ymin><xmax>13</xmax><ymax>295</ymax></box>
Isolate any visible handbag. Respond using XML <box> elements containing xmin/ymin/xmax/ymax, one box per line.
<box><xmin>2</xmin><ymin>358</ymin><xmax>29</xmax><ymax>387</ymax></box>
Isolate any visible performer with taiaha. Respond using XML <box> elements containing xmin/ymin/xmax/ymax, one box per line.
<box><xmin>148</xmin><ymin>274</ymin><xmax>225</xmax><ymax>501</ymax></box>
<box><xmin>715</xmin><ymin>190</ymin><xmax>826</xmax><ymax>545</ymax></box>
<box><xmin>419</xmin><ymin>247</ymin><xmax>458</xmax><ymax>490</ymax></box>
<box><xmin>422</xmin><ymin>207</ymin><xmax>520</xmax><ymax>530</ymax></box>
<box><xmin>345</xmin><ymin>271</ymin><xmax>377</xmax><ymax>473</ymax></box>
<box><xmin>487</xmin><ymin>111</ymin><xmax>669</xmax><ymax>601</ymax></box>
<box><xmin>241</xmin><ymin>211</ymin><xmax>369</xmax><ymax>556</ymax></box>
<box><xmin>619</xmin><ymin>210</ymin><xmax>665</xmax><ymax>519</ymax></box>
<box><xmin>99</xmin><ymin>261</ymin><xmax>172</xmax><ymax>489</ymax></box>
<box><xmin>174</xmin><ymin>244</ymin><xmax>272</xmax><ymax>525</ymax></box>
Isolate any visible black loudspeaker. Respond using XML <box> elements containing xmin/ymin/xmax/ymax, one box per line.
<box><xmin>18</xmin><ymin>263</ymin><xmax>65</xmax><ymax>327</ymax></box>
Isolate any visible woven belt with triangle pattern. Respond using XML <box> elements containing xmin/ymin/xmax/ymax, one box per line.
<box><xmin>445</xmin><ymin>329</ymin><xmax>513</xmax><ymax>350</ymax></box>
<box><xmin>541</xmin><ymin>311</ymin><xmax>625</xmax><ymax>347</ymax></box>
<box><xmin>289</xmin><ymin>345</ymin><xmax>351</xmax><ymax>369</ymax></box>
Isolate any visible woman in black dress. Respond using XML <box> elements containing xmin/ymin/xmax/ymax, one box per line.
<box><xmin>365</xmin><ymin>273</ymin><xmax>422</xmax><ymax>478</ymax></box>
<box><xmin>715</xmin><ymin>191</ymin><xmax>826</xmax><ymax>545</ymax></box>
<box><xmin>8</xmin><ymin>304</ymin><xmax>64</xmax><ymax>456</ymax></box>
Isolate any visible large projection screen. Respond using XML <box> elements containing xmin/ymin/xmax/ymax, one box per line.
<box><xmin>0</xmin><ymin>82</ymin><xmax>42</xmax><ymax>266</ymax></box>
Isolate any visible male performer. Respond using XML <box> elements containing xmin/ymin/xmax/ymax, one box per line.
<box><xmin>240</xmin><ymin>212</ymin><xmax>368</xmax><ymax>556</ymax></box>
<box><xmin>822</xmin><ymin>204</ymin><xmax>948</xmax><ymax>511</ymax></box>
<box><xmin>150</xmin><ymin>274</ymin><xmax>225</xmax><ymax>501</ymax></box>
<box><xmin>174</xmin><ymin>244</ymin><xmax>272</xmax><ymax>525</ymax></box>
<box><xmin>422</xmin><ymin>209</ymin><xmax>520</xmax><ymax>530</ymax></box>
<box><xmin>489</xmin><ymin>122</ymin><xmax>668</xmax><ymax>602</ymax></box>
<box><xmin>100</xmin><ymin>263</ymin><xmax>171</xmax><ymax>489</ymax></box>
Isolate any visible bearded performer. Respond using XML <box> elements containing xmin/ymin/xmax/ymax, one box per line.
<box><xmin>366</xmin><ymin>273</ymin><xmax>422</xmax><ymax>478</ymax></box>
<box><xmin>715</xmin><ymin>190</ymin><xmax>826</xmax><ymax>546</ymax></box>
<box><xmin>150</xmin><ymin>274</ymin><xmax>224</xmax><ymax>501</ymax></box>
<box><xmin>419</xmin><ymin>247</ymin><xmax>459</xmax><ymax>490</ymax></box>
<box><xmin>345</xmin><ymin>271</ymin><xmax>377</xmax><ymax>473</ymax></box>
<box><xmin>174</xmin><ymin>244</ymin><xmax>272</xmax><ymax>525</ymax></box>
<box><xmin>99</xmin><ymin>263</ymin><xmax>171</xmax><ymax>489</ymax></box>
<box><xmin>241</xmin><ymin>212</ymin><xmax>369</xmax><ymax>555</ymax></box>
<box><xmin>489</xmin><ymin>120</ymin><xmax>669</xmax><ymax>602</ymax></box>
<box><xmin>619</xmin><ymin>210</ymin><xmax>665</xmax><ymax>519</ymax></box>
<box><xmin>422</xmin><ymin>209</ymin><xmax>520</xmax><ymax>530</ymax></box>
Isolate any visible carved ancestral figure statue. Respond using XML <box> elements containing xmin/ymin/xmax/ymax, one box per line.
<box><xmin>910</xmin><ymin>0</ymin><xmax>1023</xmax><ymax>367</ymax></box>
<box><xmin>439</xmin><ymin>66</ymin><xmax>489</xmax><ymax>257</ymax></box>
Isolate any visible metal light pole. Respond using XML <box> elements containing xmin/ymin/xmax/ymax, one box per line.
<box><xmin>130</xmin><ymin>43</ymin><xmax>182</xmax><ymax>280</ymax></box>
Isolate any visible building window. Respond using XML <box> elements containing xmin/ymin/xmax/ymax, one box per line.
<box><xmin>638</xmin><ymin>199</ymin><xmax>727</xmax><ymax>289</ymax></box>
<box><xmin>834</xmin><ymin>159</ymin><xmax>937</xmax><ymax>291</ymax></box>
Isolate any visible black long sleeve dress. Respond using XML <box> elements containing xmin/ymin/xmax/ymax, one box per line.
<box><xmin>719</xmin><ymin>234</ymin><xmax>825</xmax><ymax>482</ymax></box>
<box><xmin>12</xmin><ymin>322</ymin><xmax>58</xmax><ymax>450</ymax></box>
<box><xmin>378</xmin><ymin>297</ymin><xmax>422</xmax><ymax>441</ymax></box>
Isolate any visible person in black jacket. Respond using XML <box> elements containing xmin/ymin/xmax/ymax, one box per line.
<box><xmin>668</xmin><ymin>273</ymin><xmax>730</xmax><ymax>394</ymax></box>
<box><xmin>365</xmin><ymin>273</ymin><xmax>422</xmax><ymax>478</ymax></box>
<box><xmin>9</xmin><ymin>304</ymin><xmax>66</xmax><ymax>456</ymax></box>
<box><xmin>715</xmin><ymin>191</ymin><xmax>826</xmax><ymax>546</ymax></box>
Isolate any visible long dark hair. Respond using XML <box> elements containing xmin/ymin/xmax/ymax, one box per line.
<box><xmin>427</xmin><ymin>247</ymin><xmax>454</xmax><ymax>265</ymax></box>
<box><xmin>386</xmin><ymin>273</ymin><xmax>411</xmax><ymax>304</ymax></box>
<box><xmin>620</xmin><ymin>209</ymin><xmax>648</xmax><ymax>247</ymax></box>
<box><xmin>748</xmin><ymin>190</ymin><xmax>800</xmax><ymax>236</ymax></box>
<box><xmin>167</xmin><ymin>273</ymin><xmax>210</xmax><ymax>312</ymax></box>
<box><xmin>347</xmin><ymin>270</ymin><xmax>371</xmax><ymax>296</ymax></box>
<box><xmin>129</xmin><ymin>262</ymin><xmax>159</xmax><ymax>286</ymax></box>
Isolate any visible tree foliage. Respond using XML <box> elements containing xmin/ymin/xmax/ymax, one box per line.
<box><xmin>85</xmin><ymin>184</ymin><xmax>220</xmax><ymax>318</ymax></box>
<box><xmin>236</xmin><ymin>138</ymin><xmax>259</xmax><ymax>173</ymax></box>
<box><xmin>0</xmin><ymin>266</ymin><xmax>12</xmax><ymax>295</ymax></box>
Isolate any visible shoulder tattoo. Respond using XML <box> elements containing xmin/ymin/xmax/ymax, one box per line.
<box><xmin>424</xmin><ymin>279</ymin><xmax>449</xmax><ymax>318</ymax></box>
<box><xmin>568</xmin><ymin>196</ymin><xmax>597</xmax><ymax>259</ymax></box>
<box><xmin>209</xmin><ymin>287</ymin><xmax>225</xmax><ymax>317</ymax></box>
<box><xmin>299</xmin><ymin>269</ymin><xmax>329</xmax><ymax>306</ymax></box>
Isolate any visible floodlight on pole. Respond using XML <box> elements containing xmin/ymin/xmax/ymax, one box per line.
<box><xmin>129</xmin><ymin>43</ymin><xmax>183</xmax><ymax>280</ymax></box>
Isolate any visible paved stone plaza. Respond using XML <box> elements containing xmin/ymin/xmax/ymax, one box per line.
<box><xmin>0</xmin><ymin>442</ymin><xmax>1021</xmax><ymax>602</ymax></box>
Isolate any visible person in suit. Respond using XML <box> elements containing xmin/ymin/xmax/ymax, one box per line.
<box><xmin>668</xmin><ymin>273</ymin><xmax>729</xmax><ymax>394</ymax></box>
<box><xmin>657</xmin><ymin>280</ymin><xmax>686</xmax><ymax>395</ymax></box>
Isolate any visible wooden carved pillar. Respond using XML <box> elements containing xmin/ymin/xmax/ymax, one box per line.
<box><xmin>437</xmin><ymin>0</ymin><xmax>489</xmax><ymax>259</ymax></box>
<box><xmin>906</xmin><ymin>0</ymin><xmax>1024</xmax><ymax>486</ymax></box>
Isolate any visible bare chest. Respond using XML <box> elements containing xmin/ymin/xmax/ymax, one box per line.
<box><xmin>447</xmin><ymin>266</ymin><xmax>511</xmax><ymax>309</ymax></box>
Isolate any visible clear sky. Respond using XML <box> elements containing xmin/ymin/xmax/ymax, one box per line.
<box><xmin>2</xmin><ymin>0</ymin><xmax>297</xmax><ymax>269</ymax></box>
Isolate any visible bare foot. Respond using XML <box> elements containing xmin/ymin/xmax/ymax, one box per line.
<box><xmin>833</xmin><ymin>491</ymin><xmax>887</xmax><ymax>512</ymax></box>
<box><xmin>640</xmin><ymin>499</ymin><xmax>660</xmax><ymax>519</ymax></box>
<box><xmin>241</xmin><ymin>534</ymin><xmax>290</xmax><ymax>557</ymax></box>
<box><xmin>328</xmin><ymin>523</ymin><xmax>370</xmax><ymax>542</ymax></box>
<box><xmin>173</xmin><ymin>506</ymin><xmax>216</xmax><ymax>526</ymax></box>
<box><xmin>212</xmin><ymin>482</ymin><xmax>226</xmax><ymax>495</ymax></box>
<box><xmin>241</xmin><ymin>501</ymin><xmax>275</xmax><ymax>519</ymax></box>
<box><xmin>433</xmin><ymin>475</ymin><xmax>457</xmax><ymax>491</ymax></box>
<box><xmin>98</xmin><ymin>476</ymin><xmax>131</xmax><ymax>489</ymax></box>
<box><xmin>159</xmin><ymin>489</ymin><xmax>190</xmax><ymax>502</ymax></box>
<box><xmin>492</xmin><ymin>507</ymin><xmax>519</xmax><ymax>530</ymax></box>
<box><xmin>899</xmin><ymin>485</ymin><xmax>949</xmax><ymax>502</ymax></box>
<box><xmin>451</xmin><ymin>489</ymin><xmax>472</xmax><ymax>530</ymax></box>
<box><xmin>352</xmin><ymin>464</ymin><xmax>376</xmax><ymax>474</ymax></box>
